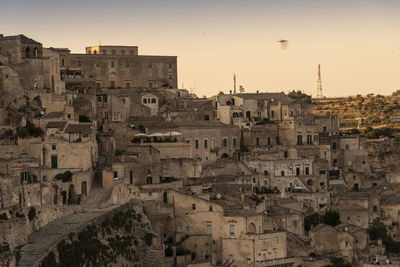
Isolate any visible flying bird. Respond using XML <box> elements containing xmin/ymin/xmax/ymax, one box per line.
<box><xmin>277</xmin><ymin>39</ymin><xmax>288</xmax><ymax>50</ymax></box>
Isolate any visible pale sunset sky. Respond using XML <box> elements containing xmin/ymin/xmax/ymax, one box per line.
<box><xmin>1</xmin><ymin>0</ymin><xmax>399</xmax><ymax>97</ymax></box>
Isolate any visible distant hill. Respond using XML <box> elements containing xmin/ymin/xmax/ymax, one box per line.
<box><xmin>311</xmin><ymin>91</ymin><xmax>400</xmax><ymax>128</ymax></box>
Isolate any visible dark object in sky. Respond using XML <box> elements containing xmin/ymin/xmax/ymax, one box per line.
<box><xmin>278</xmin><ymin>39</ymin><xmax>288</xmax><ymax>50</ymax></box>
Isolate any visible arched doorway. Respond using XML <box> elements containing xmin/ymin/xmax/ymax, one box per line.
<box><xmin>248</xmin><ymin>223</ymin><xmax>256</xmax><ymax>234</ymax></box>
<box><xmin>61</xmin><ymin>191</ymin><xmax>67</xmax><ymax>205</ymax></box>
<box><xmin>68</xmin><ymin>184</ymin><xmax>75</xmax><ymax>205</ymax></box>
<box><xmin>25</xmin><ymin>47</ymin><xmax>30</xmax><ymax>58</ymax></box>
<box><xmin>33</xmin><ymin>47</ymin><xmax>39</xmax><ymax>58</ymax></box>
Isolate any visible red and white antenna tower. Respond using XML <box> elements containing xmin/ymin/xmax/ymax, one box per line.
<box><xmin>317</xmin><ymin>64</ymin><xmax>323</xmax><ymax>98</ymax></box>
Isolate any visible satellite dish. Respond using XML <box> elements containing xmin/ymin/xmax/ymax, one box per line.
<box><xmin>216</xmin><ymin>193</ymin><xmax>222</xmax><ymax>199</ymax></box>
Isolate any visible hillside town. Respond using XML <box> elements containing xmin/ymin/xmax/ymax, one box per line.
<box><xmin>1</xmin><ymin>34</ymin><xmax>400</xmax><ymax>267</ymax></box>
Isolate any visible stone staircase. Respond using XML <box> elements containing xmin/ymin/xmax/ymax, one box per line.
<box><xmin>18</xmin><ymin>186</ymin><xmax>114</xmax><ymax>267</ymax></box>
<box><xmin>18</xmin><ymin>207</ymin><xmax>112</xmax><ymax>267</ymax></box>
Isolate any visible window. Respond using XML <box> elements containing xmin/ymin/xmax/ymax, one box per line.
<box><xmin>148</xmin><ymin>62</ymin><xmax>152</xmax><ymax>69</ymax></box>
<box><xmin>373</xmin><ymin>205</ymin><xmax>377</xmax><ymax>212</ymax></box>
<box><xmin>332</xmin><ymin>142</ymin><xmax>337</xmax><ymax>150</ymax></box>
<box><xmin>284</xmin><ymin>151</ymin><xmax>288</xmax><ymax>158</ymax></box>
<box><xmin>323</xmin><ymin>126</ymin><xmax>327</xmax><ymax>132</ymax></box>
<box><xmin>209</xmin><ymin>205</ymin><xmax>213</xmax><ymax>211</ymax></box>
<box><xmin>111</xmin><ymin>61</ymin><xmax>115</xmax><ymax>68</ymax></box>
<box><xmin>143</xmin><ymin>98</ymin><xmax>147</xmax><ymax>104</ymax></box>
<box><xmin>178</xmin><ymin>225</ymin><xmax>182</xmax><ymax>232</ymax></box>
<box><xmin>264</xmin><ymin>170</ymin><xmax>268</xmax><ymax>175</ymax></box>
<box><xmin>307</xmin><ymin>135</ymin><xmax>312</xmax><ymax>145</ymax></box>
<box><xmin>319</xmin><ymin>170</ymin><xmax>326</xmax><ymax>174</ymax></box>
<box><xmin>204</xmin><ymin>139</ymin><xmax>208</xmax><ymax>148</ymax></box>
<box><xmin>223</xmin><ymin>138</ymin><xmax>227</xmax><ymax>147</ymax></box>
<box><xmin>211</xmin><ymin>139</ymin><xmax>216</xmax><ymax>150</ymax></box>
<box><xmin>247</xmin><ymin>255</ymin><xmax>251</xmax><ymax>264</ymax></box>
<box><xmin>148</xmin><ymin>82</ymin><xmax>153</xmax><ymax>89</ymax></box>
<box><xmin>192</xmin><ymin>203</ymin><xmax>196</xmax><ymax>210</ymax></box>
<box><xmin>103</xmin><ymin>95</ymin><xmax>107</xmax><ymax>102</ymax></box>
<box><xmin>168</xmin><ymin>62</ymin><xmax>173</xmax><ymax>69</ymax></box>
<box><xmin>113</xmin><ymin>171</ymin><xmax>118</xmax><ymax>178</ymax></box>
<box><xmin>267</xmin><ymin>137</ymin><xmax>271</xmax><ymax>145</ymax></box>
<box><xmin>296</xmin><ymin>167</ymin><xmax>300</xmax><ymax>176</ymax></box>
<box><xmin>305</xmin><ymin>167</ymin><xmax>309</xmax><ymax>175</ymax></box>
<box><xmin>110</xmin><ymin>81</ymin><xmax>115</xmax><ymax>89</ymax></box>
<box><xmin>297</xmin><ymin>135</ymin><xmax>303</xmax><ymax>145</ymax></box>
<box><xmin>52</xmin><ymin>145</ymin><xmax>56</xmax><ymax>150</ymax></box>
<box><xmin>256</xmin><ymin>137</ymin><xmax>260</xmax><ymax>146</ymax></box>
<box><xmin>97</xmin><ymin>96</ymin><xmax>102</xmax><ymax>103</ymax></box>
<box><xmin>51</xmin><ymin>155</ymin><xmax>58</xmax><ymax>169</ymax></box>
<box><xmin>195</xmin><ymin>139</ymin><xmax>199</xmax><ymax>149</ymax></box>
<box><xmin>129</xmin><ymin>170</ymin><xmax>133</xmax><ymax>184</ymax></box>
<box><xmin>229</xmin><ymin>225</ymin><xmax>235</xmax><ymax>237</ymax></box>
<box><xmin>207</xmin><ymin>224</ymin><xmax>212</xmax><ymax>234</ymax></box>
<box><xmin>281</xmin><ymin>171</ymin><xmax>285</xmax><ymax>176</ymax></box>
<box><xmin>233</xmin><ymin>138</ymin><xmax>237</xmax><ymax>147</ymax></box>
<box><xmin>151</xmin><ymin>98</ymin><xmax>156</xmax><ymax>103</ymax></box>
<box><xmin>126</xmin><ymin>82</ymin><xmax>130</xmax><ymax>89</ymax></box>
<box><xmin>61</xmin><ymin>58</ymin><xmax>65</xmax><ymax>66</ymax></box>
<box><xmin>146</xmin><ymin>176</ymin><xmax>152</xmax><ymax>184</ymax></box>
<box><xmin>271</xmin><ymin>110</ymin><xmax>275</xmax><ymax>118</ymax></box>
<box><xmin>345</xmin><ymin>144</ymin><xmax>349</xmax><ymax>150</ymax></box>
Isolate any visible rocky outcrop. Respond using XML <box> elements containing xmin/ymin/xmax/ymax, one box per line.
<box><xmin>30</xmin><ymin>201</ymin><xmax>165</xmax><ymax>267</ymax></box>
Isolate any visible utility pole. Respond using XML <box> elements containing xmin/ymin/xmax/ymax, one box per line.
<box><xmin>317</xmin><ymin>64</ymin><xmax>323</xmax><ymax>98</ymax></box>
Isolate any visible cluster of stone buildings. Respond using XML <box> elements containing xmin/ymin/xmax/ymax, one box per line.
<box><xmin>0</xmin><ymin>34</ymin><xmax>400</xmax><ymax>267</ymax></box>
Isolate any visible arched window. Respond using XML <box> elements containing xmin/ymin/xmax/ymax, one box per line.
<box><xmin>25</xmin><ymin>47</ymin><xmax>30</xmax><ymax>58</ymax></box>
<box><xmin>233</xmin><ymin>112</ymin><xmax>239</xmax><ymax>117</ymax></box>
<box><xmin>307</xmin><ymin>135</ymin><xmax>312</xmax><ymax>145</ymax></box>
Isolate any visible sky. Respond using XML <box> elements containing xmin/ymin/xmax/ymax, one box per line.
<box><xmin>1</xmin><ymin>0</ymin><xmax>400</xmax><ymax>97</ymax></box>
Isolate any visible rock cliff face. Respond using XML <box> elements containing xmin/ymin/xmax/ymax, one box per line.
<box><xmin>364</xmin><ymin>140</ymin><xmax>400</xmax><ymax>174</ymax></box>
<box><xmin>39</xmin><ymin>205</ymin><xmax>165</xmax><ymax>267</ymax></box>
